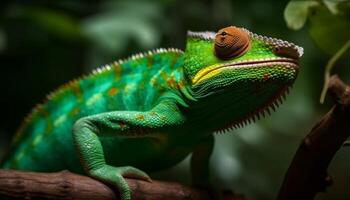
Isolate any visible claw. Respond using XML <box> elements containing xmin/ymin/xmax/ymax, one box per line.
<box><xmin>89</xmin><ymin>165</ymin><xmax>151</xmax><ymax>200</ymax></box>
<box><xmin>120</xmin><ymin>166</ymin><xmax>152</xmax><ymax>182</ymax></box>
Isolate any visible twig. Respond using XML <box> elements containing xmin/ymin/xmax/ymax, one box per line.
<box><xmin>0</xmin><ymin>169</ymin><xmax>247</xmax><ymax>200</ymax></box>
<box><xmin>277</xmin><ymin>75</ymin><xmax>350</xmax><ymax>200</ymax></box>
<box><xmin>319</xmin><ymin>39</ymin><xmax>350</xmax><ymax>103</ymax></box>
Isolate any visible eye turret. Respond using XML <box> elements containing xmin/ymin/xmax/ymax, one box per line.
<box><xmin>214</xmin><ymin>26</ymin><xmax>251</xmax><ymax>60</ymax></box>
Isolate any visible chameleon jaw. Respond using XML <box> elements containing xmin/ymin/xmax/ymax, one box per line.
<box><xmin>192</xmin><ymin>57</ymin><xmax>299</xmax><ymax>85</ymax></box>
<box><xmin>214</xmin><ymin>84</ymin><xmax>291</xmax><ymax>134</ymax></box>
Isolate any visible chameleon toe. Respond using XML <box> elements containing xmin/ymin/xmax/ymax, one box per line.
<box><xmin>118</xmin><ymin>166</ymin><xmax>152</xmax><ymax>182</ymax></box>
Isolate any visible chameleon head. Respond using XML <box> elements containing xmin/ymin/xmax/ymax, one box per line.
<box><xmin>183</xmin><ymin>26</ymin><xmax>303</xmax><ymax>131</ymax></box>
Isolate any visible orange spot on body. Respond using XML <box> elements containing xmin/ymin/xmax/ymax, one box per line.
<box><xmin>70</xmin><ymin>80</ymin><xmax>82</xmax><ymax>101</ymax></box>
<box><xmin>136</xmin><ymin>114</ymin><xmax>145</xmax><ymax>120</ymax></box>
<box><xmin>170</xmin><ymin>57</ymin><xmax>178</xmax><ymax>69</ymax></box>
<box><xmin>70</xmin><ymin>108</ymin><xmax>80</xmax><ymax>116</ymax></box>
<box><xmin>108</xmin><ymin>88</ymin><xmax>119</xmax><ymax>97</ymax></box>
<box><xmin>167</xmin><ymin>76</ymin><xmax>177</xmax><ymax>88</ymax></box>
<box><xmin>147</xmin><ymin>56</ymin><xmax>154</xmax><ymax>68</ymax></box>
<box><xmin>150</xmin><ymin>112</ymin><xmax>157</xmax><ymax>116</ymax></box>
<box><xmin>177</xmin><ymin>79</ymin><xmax>187</xmax><ymax>90</ymax></box>
<box><xmin>37</xmin><ymin>105</ymin><xmax>49</xmax><ymax>117</ymax></box>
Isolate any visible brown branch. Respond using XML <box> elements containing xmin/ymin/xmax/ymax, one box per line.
<box><xmin>277</xmin><ymin>75</ymin><xmax>350</xmax><ymax>200</ymax></box>
<box><xmin>0</xmin><ymin>169</ymin><xmax>247</xmax><ymax>200</ymax></box>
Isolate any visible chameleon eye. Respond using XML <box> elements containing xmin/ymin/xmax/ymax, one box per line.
<box><xmin>214</xmin><ymin>26</ymin><xmax>251</xmax><ymax>60</ymax></box>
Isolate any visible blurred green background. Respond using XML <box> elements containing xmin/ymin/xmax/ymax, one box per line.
<box><xmin>0</xmin><ymin>0</ymin><xmax>349</xmax><ymax>199</ymax></box>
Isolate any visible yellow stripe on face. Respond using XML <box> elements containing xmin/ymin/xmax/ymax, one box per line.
<box><xmin>192</xmin><ymin>64</ymin><xmax>223</xmax><ymax>85</ymax></box>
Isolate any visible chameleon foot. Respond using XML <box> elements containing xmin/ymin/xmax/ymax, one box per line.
<box><xmin>90</xmin><ymin>165</ymin><xmax>151</xmax><ymax>200</ymax></box>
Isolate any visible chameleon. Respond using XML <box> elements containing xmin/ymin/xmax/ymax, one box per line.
<box><xmin>0</xmin><ymin>26</ymin><xmax>303</xmax><ymax>200</ymax></box>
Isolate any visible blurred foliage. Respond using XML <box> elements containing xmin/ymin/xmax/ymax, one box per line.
<box><xmin>285</xmin><ymin>0</ymin><xmax>350</xmax><ymax>103</ymax></box>
<box><xmin>82</xmin><ymin>1</ymin><xmax>166</xmax><ymax>69</ymax></box>
<box><xmin>285</xmin><ymin>0</ymin><xmax>350</xmax><ymax>55</ymax></box>
<box><xmin>284</xmin><ymin>1</ymin><xmax>350</xmax><ymax>199</ymax></box>
<box><xmin>14</xmin><ymin>6</ymin><xmax>83</xmax><ymax>40</ymax></box>
<box><xmin>0</xmin><ymin>0</ymin><xmax>350</xmax><ymax>200</ymax></box>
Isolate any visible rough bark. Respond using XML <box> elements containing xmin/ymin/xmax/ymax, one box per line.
<box><xmin>277</xmin><ymin>75</ymin><xmax>350</xmax><ymax>200</ymax></box>
<box><xmin>0</xmin><ymin>169</ymin><xmax>246</xmax><ymax>200</ymax></box>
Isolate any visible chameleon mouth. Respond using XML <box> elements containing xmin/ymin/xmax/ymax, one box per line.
<box><xmin>224</xmin><ymin>58</ymin><xmax>299</xmax><ymax>70</ymax></box>
<box><xmin>215</xmin><ymin>84</ymin><xmax>291</xmax><ymax>134</ymax></box>
<box><xmin>193</xmin><ymin>58</ymin><xmax>299</xmax><ymax>85</ymax></box>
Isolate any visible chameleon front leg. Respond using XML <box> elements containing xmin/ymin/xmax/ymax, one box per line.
<box><xmin>190</xmin><ymin>134</ymin><xmax>214</xmax><ymax>187</ymax></box>
<box><xmin>190</xmin><ymin>135</ymin><xmax>224</xmax><ymax>199</ymax></box>
<box><xmin>72</xmin><ymin>100</ymin><xmax>185</xmax><ymax>200</ymax></box>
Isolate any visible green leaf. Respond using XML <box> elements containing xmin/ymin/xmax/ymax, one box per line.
<box><xmin>284</xmin><ymin>0</ymin><xmax>319</xmax><ymax>30</ymax></box>
<box><xmin>308</xmin><ymin>6</ymin><xmax>350</xmax><ymax>55</ymax></box>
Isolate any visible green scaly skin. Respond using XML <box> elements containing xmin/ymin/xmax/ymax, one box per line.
<box><xmin>0</xmin><ymin>26</ymin><xmax>303</xmax><ymax>200</ymax></box>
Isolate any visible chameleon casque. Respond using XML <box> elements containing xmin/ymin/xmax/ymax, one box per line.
<box><xmin>0</xmin><ymin>26</ymin><xmax>303</xmax><ymax>200</ymax></box>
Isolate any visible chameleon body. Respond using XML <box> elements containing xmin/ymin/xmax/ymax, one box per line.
<box><xmin>0</xmin><ymin>26</ymin><xmax>303</xmax><ymax>200</ymax></box>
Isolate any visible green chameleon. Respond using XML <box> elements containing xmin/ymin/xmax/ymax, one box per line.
<box><xmin>0</xmin><ymin>26</ymin><xmax>302</xmax><ymax>200</ymax></box>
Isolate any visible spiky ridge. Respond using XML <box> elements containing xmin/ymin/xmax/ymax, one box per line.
<box><xmin>214</xmin><ymin>85</ymin><xmax>291</xmax><ymax>134</ymax></box>
<box><xmin>187</xmin><ymin>31</ymin><xmax>216</xmax><ymax>40</ymax></box>
<box><xmin>45</xmin><ymin>47</ymin><xmax>183</xmax><ymax>101</ymax></box>
<box><xmin>187</xmin><ymin>27</ymin><xmax>303</xmax><ymax>58</ymax></box>
<box><xmin>14</xmin><ymin>48</ymin><xmax>184</xmax><ymax>143</ymax></box>
<box><xmin>246</xmin><ymin>29</ymin><xmax>304</xmax><ymax>59</ymax></box>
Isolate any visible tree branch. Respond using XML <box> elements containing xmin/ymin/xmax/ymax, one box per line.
<box><xmin>0</xmin><ymin>169</ymin><xmax>246</xmax><ymax>200</ymax></box>
<box><xmin>277</xmin><ymin>75</ymin><xmax>350</xmax><ymax>200</ymax></box>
